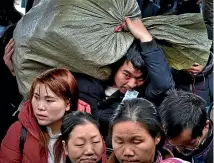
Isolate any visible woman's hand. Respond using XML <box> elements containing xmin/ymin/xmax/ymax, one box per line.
<box><xmin>3</xmin><ymin>39</ymin><xmax>16</xmax><ymax>76</ymax></box>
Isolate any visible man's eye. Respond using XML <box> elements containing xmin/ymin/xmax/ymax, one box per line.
<box><xmin>124</xmin><ymin>73</ymin><xmax>130</xmax><ymax>78</ymax></box>
<box><xmin>138</xmin><ymin>78</ymin><xmax>144</xmax><ymax>82</ymax></box>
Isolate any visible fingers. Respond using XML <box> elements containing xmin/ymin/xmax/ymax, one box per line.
<box><xmin>125</xmin><ymin>17</ymin><xmax>131</xmax><ymax>24</ymax></box>
<box><xmin>4</xmin><ymin>39</ymin><xmax>15</xmax><ymax>62</ymax></box>
<box><xmin>4</xmin><ymin>45</ymin><xmax>14</xmax><ymax>65</ymax></box>
<box><xmin>8</xmin><ymin>65</ymin><xmax>16</xmax><ymax>76</ymax></box>
<box><xmin>7</xmin><ymin>45</ymin><xmax>15</xmax><ymax>60</ymax></box>
<box><xmin>3</xmin><ymin>39</ymin><xmax>16</xmax><ymax>76</ymax></box>
<box><xmin>5</xmin><ymin>39</ymin><xmax>15</xmax><ymax>55</ymax></box>
<box><xmin>5</xmin><ymin>39</ymin><xmax>14</xmax><ymax>49</ymax></box>
<box><xmin>125</xmin><ymin>17</ymin><xmax>133</xmax><ymax>30</ymax></box>
<box><xmin>125</xmin><ymin>17</ymin><xmax>142</xmax><ymax>25</ymax></box>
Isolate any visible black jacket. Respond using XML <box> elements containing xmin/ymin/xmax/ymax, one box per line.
<box><xmin>172</xmin><ymin>52</ymin><xmax>213</xmax><ymax>107</ymax></box>
<box><xmin>75</xmin><ymin>39</ymin><xmax>174</xmax><ymax>138</ymax></box>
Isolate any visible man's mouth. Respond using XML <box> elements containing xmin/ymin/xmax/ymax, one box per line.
<box><xmin>120</xmin><ymin>87</ymin><xmax>127</xmax><ymax>94</ymax></box>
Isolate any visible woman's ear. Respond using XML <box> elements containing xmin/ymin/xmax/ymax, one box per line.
<box><xmin>65</xmin><ymin>100</ymin><xmax>71</xmax><ymax>112</ymax></box>
<box><xmin>155</xmin><ymin>136</ymin><xmax>161</xmax><ymax>145</ymax></box>
<box><xmin>62</xmin><ymin>140</ymin><xmax>68</xmax><ymax>156</ymax></box>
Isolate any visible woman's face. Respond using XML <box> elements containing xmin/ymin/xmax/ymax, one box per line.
<box><xmin>32</xmin><ymin>84</ymin><xmax>70</xmax><ymax>129</ymax></box>
<box><xmin>112</xmin><ymin>121</ymin><xmax>160</xmax><ymax>163</ymax></box>
<box><xmin>64</xmin><ymin>123</ymin><xmax>103</xmax><ymax>163</ymax></box>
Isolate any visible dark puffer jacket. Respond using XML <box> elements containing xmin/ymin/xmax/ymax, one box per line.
<box><xmin>172</xmin><ymin>52</ymin><xmax>213</xmax><ymax>107</ymax></box>
<box><xmin>75</xmin><ymin>40</ymin><xmax>174</xmax><ymax>151</ymax></box>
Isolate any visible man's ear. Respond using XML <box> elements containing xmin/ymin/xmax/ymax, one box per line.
<box><xmin>62</xmin><ymin>140</ymin><xmax>68</xmax><ymax>156</ymax></box>
<box><xmin>204</xmin><ymin>120</ymin><xmax>210</xmax><ymax>130</ymax></box>
<box><xmin>162</xmin><ymin>125</ymin><xmax>167</xmax><ymax>133</ymax></box>
<box><xmin>202</xmin><ymin>120</ymin><xmax>210</xmax><ymax>137</ymax></box>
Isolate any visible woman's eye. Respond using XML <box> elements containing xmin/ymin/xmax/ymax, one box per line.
<box><xmin>46</xmin><ymin>99</ymin><xmax>54</xmax><ymax>103</ymax></box>
<box><xmin>75</xmin><ymin>144</ymin><xmax>84</xmax><ymax>147</ymax></box>
<box><xmin>133</xmin><ymin>140</ymin><xmax>142</xmax><ymax>144</ymax></box>
<box><xmin>115</xmin><ymin>141</ymin><xmax>123</xmax><ymax>144</ymax></box>
<box><xmin>34</xmin><ymin>95</ymin><xmax>39</xmax><ymax>100</ymax></box>
<box><xmin>93</xmin><ymin>141</ymin><xmax>101</xmax><ymax>144</ymax></box>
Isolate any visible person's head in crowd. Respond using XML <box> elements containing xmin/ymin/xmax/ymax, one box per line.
<box><xmin>110</xmin><ymin>98</ymin><xmax>165</xmax><ymax>163</ymax></box>
<box><xmin>111</xmin><ymin>40</ymin><xmax>148</xmax><ymax>93</ymax></box>
<box><xmin>29</xmin><ymin>67</ymin><xmax>79</xmax><ymax>162</ymax></box>
<box><xmin>61</xmin><ymin>111</ymin><xmax>104</xmax><ymax>163</ymax></box>
<box><xmin>159</xmin><ymin>90</ymin><xmax>211</xmax><ymax>156</ymax></box>
<box><xmin>184</xmin><ymin>51</ymin><xmax>213</xmax><ymax>76</ymax></box>
<box><xmin>30</xmin><ymin>67</ymin><xmax>79</xmax><ymax>127</ymax></box>
<box><xmin>187</xmin><ymin>63</ymin><xmax>205</xmax><ymax>76</ymax></box>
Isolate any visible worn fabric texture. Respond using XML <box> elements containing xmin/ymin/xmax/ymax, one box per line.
<box><xmin>12</xmin><ymin>0</ymin><xmax>211</xmax><ymax>101</ymax></box>
<box><xmin>143</xmin><ymin>13</ymin><xmax>212</xmax><ymax>70</ymax></box>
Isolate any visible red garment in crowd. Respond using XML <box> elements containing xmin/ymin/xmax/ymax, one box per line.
<box><xmin>0</xmin><ymin>100</ymin><xmax>92</xmax><ymax>163</ymax></box>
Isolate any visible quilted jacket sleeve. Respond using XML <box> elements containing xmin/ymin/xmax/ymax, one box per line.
<box><xmin>140</xmin><ymin>40</ymin><xmax>175</xmax><ymax>103</ymax></box>
<box><xmin>0</xmin><ymin>121</ymin><xmax>22</xmax><ymax>163</ymax></box>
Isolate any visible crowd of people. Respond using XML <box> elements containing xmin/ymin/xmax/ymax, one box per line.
<box><xmin>0</xmin><ymin>0</ymin><xmax>213</xmax><ymax>163</ymax></box>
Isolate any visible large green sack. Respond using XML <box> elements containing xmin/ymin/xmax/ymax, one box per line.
<box><xmin>13</xmin><ymin>0</ymin><xmax>211</xmax><ymax>101</ymax></box>
<box><xmin>143</xmin><ymin>13</ymin><xmax>212</xmax><ymax>70</ymax></box>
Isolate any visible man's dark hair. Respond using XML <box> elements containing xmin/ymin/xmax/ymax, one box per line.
<box><xmin>110</xmin><ymin>98</ymin><xmax>166</xmax><ymax>151</ymax></box>
<box><xmin>159</xmin><ymin>90</ymin><xmax>208</xmax><ymax>139</ymax></box>
<box><xmin>126</xmin><ymin>40</ymin><xmax>146</xmax><ymax>69</ymax></box>
<box><xmin>111</xmin><ymin>39</ymin><xmax>148</xmax><ymax>80</ymax></box>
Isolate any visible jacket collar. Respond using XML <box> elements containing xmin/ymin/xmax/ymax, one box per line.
<box><xmin>18</xmin><ymin>100</ymin><xmax>40</xmax><ymax>140</ymax></box>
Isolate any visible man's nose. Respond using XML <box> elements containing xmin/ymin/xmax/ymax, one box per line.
<box><xmin>127</xmin><ymin>78</ymin><xmax>137</xmax><ymax>89</ymax></box>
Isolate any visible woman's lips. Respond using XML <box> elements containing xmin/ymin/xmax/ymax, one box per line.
<box><xmin>36</xmin><ymin>114</ymin><xmax>47</xmax><ymax>119</ymax></box>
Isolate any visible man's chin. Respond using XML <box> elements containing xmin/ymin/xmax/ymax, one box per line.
<box><xmin>120</xmin><ymin>88</ymin><xmax>127</xmax><ymax>94</ymax></box>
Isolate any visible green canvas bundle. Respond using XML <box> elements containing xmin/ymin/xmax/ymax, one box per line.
<box><xmin>13</xmin><ymin>0</ymin><xmax>211</xmax><ymax>101</ymax></box>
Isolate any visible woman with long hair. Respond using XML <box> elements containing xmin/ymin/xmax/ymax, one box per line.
<box><xmin>0</xmin><ymin>67</ymin><xmax>90</xmax><ymax>163</ymax></box>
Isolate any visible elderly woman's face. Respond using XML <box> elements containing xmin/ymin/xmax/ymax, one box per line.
<box><xmin>112</xmin><ymin>121</ymin><xmax>160</xmax><ymax>163</ymax></box>
<box><xmin>63</xmin><ymin>123</ymin><xmax>103</xmax><ymax>163</ymax></box>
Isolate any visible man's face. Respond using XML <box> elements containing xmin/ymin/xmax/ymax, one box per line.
<box><xmin>187</xmin><ymin>63</ymin><xmax>204</xmax><ymax>76</ymax></box>
<box><xmin>168</xmin><ymin>124</ymin><xmax>209</xmax><ymax>156</ymax></box>
<box><xmin>114</xmin><ymin>61</ymin><xmax>145</xmax><ymax>93</ymax></box>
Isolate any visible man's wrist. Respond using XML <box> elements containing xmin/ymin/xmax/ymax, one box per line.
<box><xmin>140</xmin><ymin>34</ymin><xmax>153</xmax><ymax>42</ymax></box>
<box><xmin>140</xmin><ymin>39</ymin><xmax>158</xmax><ymax>55</ymax></box>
